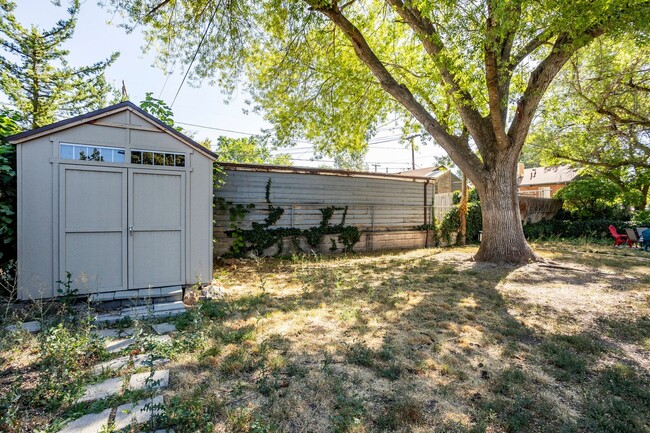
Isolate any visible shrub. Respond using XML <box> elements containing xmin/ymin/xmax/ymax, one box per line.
<box><xmin>0</xmin><ymin>111</ymin><xmax>20</xmax><ymax>266</ymax></box>
<box><xmin>523</xmin><ymin>219</ymin><xmax>632</xmax><ymax>240</ymax></box>
<box><xmin>439</xmin><ymin>202</ymin><xmax>482</xmax><ymax>244</ymax></box>
<box><xmin>631</xmin><ymin>210</ymin><xmax>650</xmax><ymax>226</ymax></box>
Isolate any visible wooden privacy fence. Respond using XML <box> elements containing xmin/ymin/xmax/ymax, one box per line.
<box><xmin>215</xmin><ymin>202</ymin><xmax>436</xmax><ymax>232</ymax></box>
<box><xmin>433</xmin><ymin>192</ymin><xmax>454</xmax><ymax>222</ymax></box>
<box><xmin>213</xmin><ymin>164</ymin><xmax>458</xmax><ymax>255</ymax></box>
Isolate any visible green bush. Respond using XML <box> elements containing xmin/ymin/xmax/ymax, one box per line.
<box><xmin>523</xmin><ymin>219</ymin><xmax>632</xmax><ymax>240</ymax></box>
<box><xmin>0</xmin><ymin>111</ymin><xmax>20</xmax><ymax>266</ymax></box>
<box><xmin>555</xmin><ymin>178</ymin><xmax>632</xmax><ymax>220</ymax></box>
<box><xmin>439</xmin><ymin>202</ymin><xmax>482</xmax><ymax>244</ymax></box>
<box><xmin>631</xmin><ymin>210</ymin><xmax>650</xmax><ymax>226</ymax></box>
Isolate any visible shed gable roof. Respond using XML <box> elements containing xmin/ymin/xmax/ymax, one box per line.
<box><xmin>7</xmin><ymin>101</ymin><xmax>218</xmax><ymax>160</ymax></box>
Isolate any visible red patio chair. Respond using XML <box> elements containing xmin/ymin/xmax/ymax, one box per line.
<box><xmin>609</xmin><ymin>225</ymin><xmax>631</xmax><ymax>247</ymax></box>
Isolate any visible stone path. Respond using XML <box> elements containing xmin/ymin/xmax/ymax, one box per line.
<box><xmin>114</xmin><ymin>395</ymin><xmax>165</xmax><ymax>430</ymax></box>
<box><xmin>58</xmin><ymin>408</ymin><xmax>112</xmax><ymax>433</ymax></box>
<box><xmin>105</xmin><ymin>338</ymin><xmax>136</xmax><ymax>353</ymax></box>
<box><xmin>5</xmin><ymin>320</ymin><xmax>41</xmax><ymax>333</ymax></box>
<box><xmin>95</xmin><ymin>301</ymin><xmax>186</xmax><ymax>324</ymax></box>
<box><xmin>152</xmin><ymin>323</ymin><xmax>176</xmax><ymax>335</ymax></box>
<box><xmin>58</xmin><ymin>322</ymin><xmax>179</xmax><ymax>433</ymax></box>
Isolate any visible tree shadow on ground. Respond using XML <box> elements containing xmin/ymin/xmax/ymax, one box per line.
<box><xmin>178</xmin><ymin>250</ymin><xmax>650</xmax><ymax>432</ymax></box>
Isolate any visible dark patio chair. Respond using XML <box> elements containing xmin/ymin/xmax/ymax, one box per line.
<box><xmin>625</xmin><ymin>228</ymin><xmax>641</xmax><ymax>248</ymax></box>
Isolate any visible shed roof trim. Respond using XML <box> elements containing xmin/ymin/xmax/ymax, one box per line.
<box><xmin>219</xmin><ymin>162</ymin><xmax>436</xmax><ymax>183</ymax></box>
<box><xmin>7</xmin><ymin>101</ymin><xmax>218</xmax><ymax>160</ymax></box>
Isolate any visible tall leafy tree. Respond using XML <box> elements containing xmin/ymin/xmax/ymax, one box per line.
<box><xmin>527</xmin><ymin>36</ymin><xmax>650</xmax><ymax>210</ymax></box>
<box><xmin>108</xmin><ymin>0</ymin><xmax>649</xmax><ymax>262</ymax></box>
<box><xmin>215</xmin><ymin>136</ymin><xmax>292</xmax><ymax>165</ymax></box>
<box><xmin>0</xmin><ymin>0</ymin><xmax>119</xmax><ymax>129</ymax></box>
<box><xmin>139</xmin><ymin>91</ymin><xmax>181</xmax><ymax>129</ymax></box>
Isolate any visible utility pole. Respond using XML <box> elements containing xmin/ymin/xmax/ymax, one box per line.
<box><xmin>411</xmin><ymin>138</ymin><xmax>415</xmax><ymax>170</ymax></box>
<box><xmin>405</xmin><ymin>133</ymin><xmax>426</xmax><ymax>170</ymax></box>
<box><xmin>372</xmin><ymin>163</ymin><xmax>380</xmax><ymax>172</ymax></box>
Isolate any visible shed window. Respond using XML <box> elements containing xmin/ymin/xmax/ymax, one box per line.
<box><xmin>59</xmin><ymin>143</ymin><xmax>125</xmax><ymax>163</ymax></box>
<box><xmin>130</xmin><ymin>150</ymin><xmax>185</xmax><ymax>167</ymax></box>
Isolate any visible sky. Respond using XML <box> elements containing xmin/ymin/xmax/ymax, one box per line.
<box><xmin>5</xmin><ymin>0</ymin><xmax>447</xmax><ymax>172</ymax></box>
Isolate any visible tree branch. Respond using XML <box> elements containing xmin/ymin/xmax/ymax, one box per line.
<box><xmin>384</xmin><ymin>0</ymin><xmax>492</xmax><ymax>152</ymax></box>
<box><xmin>309</xmin><ymin>1</ymin><xmax>485</xmax><ymax>180</ymax></box>
<box><xmin>485</xmin><ymin>1</ymin><xmax>520</xmax><ymax>150</ymax></box>
<box><xmin>550</xmin><ymin>152</ymin><xmax>650</xmax><ymax>169</ymax></box>
<box><xmin>508</xmin><ymin>29</ymin><xmax>603</xmax><ymax>150</ymax></box>
<box><xmin>509</xmin><ymin>28</ymin><xmax>553</xmax><ymax>71</ymax></box>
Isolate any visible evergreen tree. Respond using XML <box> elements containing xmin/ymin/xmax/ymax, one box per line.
<box><xmin>0</xmin><ymin>0</ymin><xmax>119</xmax><ymax>129</ymax></box>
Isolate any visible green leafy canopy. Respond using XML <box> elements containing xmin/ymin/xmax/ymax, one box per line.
<box><xmin>527</xmin><ymin>35</ymin><xmax>650</xmax><ymax>210</ymax></box>
<box><xmin>104</xmin><ymin>0</ymin><xmax>650</xmax><ymax>262</ymax></box>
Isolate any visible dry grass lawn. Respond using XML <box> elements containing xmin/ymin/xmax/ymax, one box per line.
<box><xmin>1</xmin><ymin>241</ymin><xmax>650</xmax><ymax>432</ymax></box>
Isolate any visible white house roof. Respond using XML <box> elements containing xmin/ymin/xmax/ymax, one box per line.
<box><xmin>518</xmin><ymin>165</ymin><xmax>577</xmax><ymax>186</ymax></box>
<box><xmin>398</xmin><ymin>166</ymin><xmax>449</xmax><ymax>178</ymax></box>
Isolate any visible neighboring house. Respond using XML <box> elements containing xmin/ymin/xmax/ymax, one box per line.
<box><xmin>517</xmin><ymin>164</ymin><xmax>577</xmax><ymax>198</ymax></box>
<box><xmin>398</xmin><ymin>166</ymin><xmax>462</xmax><ymax>193</ymax></box>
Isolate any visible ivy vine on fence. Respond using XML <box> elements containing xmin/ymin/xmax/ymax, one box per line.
<box><xmin>218</xmin><ymin>178</ymin><xmax>360</xmax><ymax>257</ymax></box>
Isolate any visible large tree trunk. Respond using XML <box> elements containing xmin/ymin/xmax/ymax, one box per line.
<box><xmin>473</xmin><ymin>155</ymin><xmax>538</xmax><ymax>264</ymax></box>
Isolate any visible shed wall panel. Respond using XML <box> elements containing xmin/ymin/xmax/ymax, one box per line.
<box><xmin>188</xmin><ymin>155</ymin><xmax>213</xmax><ymax>284</ymax></box>
<box><xmin>18</xmin><ymin>136</ymin><xmax>55</xmax><ymax>299</ymax></box>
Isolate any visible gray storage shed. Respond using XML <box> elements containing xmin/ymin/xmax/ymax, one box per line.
<box><xmin>9</xmin><ymin>101</ymin><xmax>217</xmax><ymax>300</ymax></box>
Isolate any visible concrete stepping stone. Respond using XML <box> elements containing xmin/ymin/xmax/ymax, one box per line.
<box><xmin>5</xmin><ymin>321</ymin><xmax>41</xmax><ymax>333</ymax></box>
<box><xmin>92</xmin><ymin>356</ymin><xmax>130</xmax><ymax>374</ymax></box>
<box><xmin>58</xmin><ymin>408</ymin><xmax>112</xmax><ymax>433</ymax></box>
<box><xmin>91</xmin><ymin>354</ymin><xmax>169</xmax><ymax>374</ymax></box>
<box><xmin>152</xmin><ymin>334</ymin><xmax>172</xmax><ymax>343</ymax></box>
<box><xmin>106</xmin><ymin>338</ymin><xmax>136</xmax><ymax>353</ymax></box>
<box><xmin>92</xmin><ymin>328</ymin><xmax>135</xmax><ymax>339</ymax></box>
<box><xmin>94</xmin><ymin>314</ymin><xmax>122</xmax><ymax>324</ymax></box>
<box><xmin>152</xmin><ymin>323</ymin><xmax>176</xmax><ymax>335</ymax></box>
<box><xmin>76</xmin><ymin>377</ymin><xmax>124</xmax><ymax>403</ymax></box>
<box><xmin>114</xmin><ymin>395</ymin><xmax>164</xmax><ymax>430</ymax></box>
<box><xmin>128</xmin><ymin>370</ymin><xmax>169</xmax><ymax>391</ymax></box>
<box><xmin>133</xmin><ymin>354</ymin><xmax>170</xmax><ymax>369</ymax></box>
<box><xmin>95</xmin><ymin>302</ymin><xmax>186</xmax><ymax>324</ymax></box>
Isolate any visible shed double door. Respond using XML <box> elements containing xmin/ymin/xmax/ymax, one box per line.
<box><xmin>59</xmin><ymin>165</ymin><xmax>185</xmax><ymax>294</ymax></box>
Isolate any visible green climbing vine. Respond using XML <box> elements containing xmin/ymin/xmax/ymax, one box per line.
<box><xmin>218</xmin><ymin>178</ymin><xmax>361</xmax><ymax>257</ymax></box>
<box><xmin>216</xmin><ymin>197</ymin><xmax>255</xmax><ymax>256</ymax></box>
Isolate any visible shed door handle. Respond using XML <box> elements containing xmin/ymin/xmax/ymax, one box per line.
<box><xmin>129</xmin><ymin>225</ymin><xmax>133</xmax><ymax>236</ymax></box>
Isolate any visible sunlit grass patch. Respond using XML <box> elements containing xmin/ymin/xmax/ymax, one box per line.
<box><xmin>1</xmin><ymin>242</ymin><xmax>649</xmax><ymax>432</ymax></box>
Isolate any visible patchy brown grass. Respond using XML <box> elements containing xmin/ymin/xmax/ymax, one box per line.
<box><xmin>2</xmin><ymin>241</ymin><xmax>650</xmax><ymax>432</ymax></box>
<box><xmin>158</xmin><ymin>242</ymin><xmax>649</xmax><ymax>433</ymax></box>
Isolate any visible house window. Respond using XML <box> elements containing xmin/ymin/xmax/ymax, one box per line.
<box><xmin>60</xmin><ymin>143</ymin><xmax>125</xmax><ymax>163</ymax></box>
<box><xmin>130</xmin><ymin>150</ymin><xmax>185</xmax><ymax>167</ymax></box>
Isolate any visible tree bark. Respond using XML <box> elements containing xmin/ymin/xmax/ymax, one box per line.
<box><xmin>459</xmin><ymin>172</ymin><xmax>467</xmax><ymax>246</ymax></box>
<box><xmin>473</xmin><ymin>152</ymin><xmax>538</xmax><ymax>264</ymax></box>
